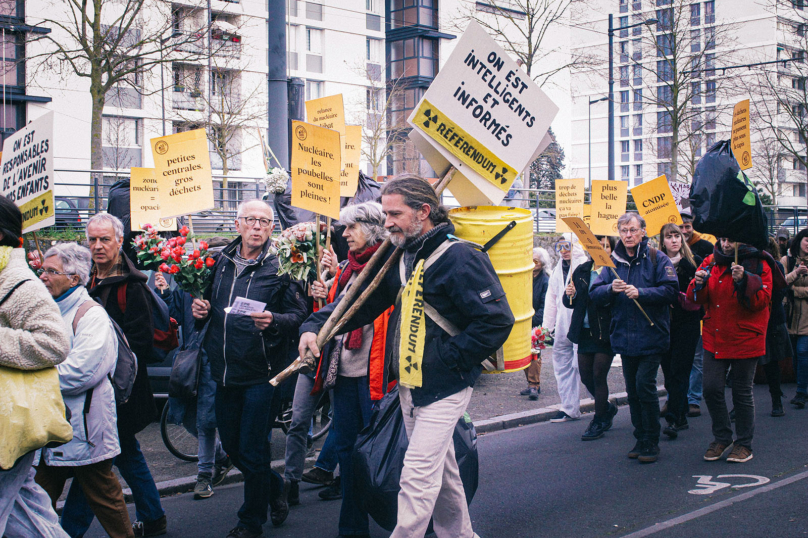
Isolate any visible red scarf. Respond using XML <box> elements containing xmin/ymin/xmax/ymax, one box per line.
<box><xmin>340</xmin><ymin>243</ymin><xmax>381</xmax><ymax>350</ymax></box>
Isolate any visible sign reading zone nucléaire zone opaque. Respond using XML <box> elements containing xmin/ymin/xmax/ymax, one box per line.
<box><xmin>0</xmin><ymin>112</ymin><xmax>55</xmax><ymax>233</ymax></box>
<box><xmin>407</xmin><ymin>21</ymin><xmax>558</xmax><ymax>207</ymax></box>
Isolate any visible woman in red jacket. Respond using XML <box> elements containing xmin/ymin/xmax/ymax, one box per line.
<box><xmin>687</xmin><ymin>238</ymin><xmax>772</xmax><ymax>464</ymax></box>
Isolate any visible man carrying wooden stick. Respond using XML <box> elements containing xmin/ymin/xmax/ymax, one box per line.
<box><xmin>591</xmin><ymin>213</ymin><xmax>679</xmax><ymax>464</ymax></box>
<box><xmin>299</xmin><ymin>175</ymin><xmax>514</xmax><ymax>538</ymax></box>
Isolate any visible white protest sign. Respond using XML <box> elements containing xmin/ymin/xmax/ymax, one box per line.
<box><xmin>407</xmin><ymin>21</ymin><xmax>558</xmax><ymax>207</ymax></box>
<box><xmin>668</xmin><ymin>180</ymin><xmax>691</xmax><ymax>211</ymax></box>
<box><xmin>0</xmin><ymin>113</ymin><xmax>55</xmax><ymax>233</ymax></box>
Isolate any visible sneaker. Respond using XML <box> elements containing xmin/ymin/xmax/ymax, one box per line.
<box><xmin>549</xmin><ymin>411</ymin><xmax>576</xmax><ymax>423</ymax></box>
<box><xmin>581</xmin><ymin>418</ymin><xmax>607</xmax><ymax>441</ymax></box>
<box><xmin>603</xmin><ymin>403</ymin><xmax>618</xmax><ymax>431</ymax></box>
<box><xmin>226</xmin><ymin>526</ymin><xmax>262</xmax><ymax>538</ymax></box>
<box><xmin>288</xmin><ymin>480</ymin><xmax>300</xmax><ymax>506</ymax></box>
<box><xmin>703</xmin><ymin>441</ymin><xmax>733</xmax><ymax>461</ymax></box>
<box><xmin>627</xmin><ymin>440</ymin><xmax>644</xmax><ymax>459</ymax></box>
<box><xmin>212</xmin><ymin>457</ymin><xmax>234</xmax><ymax>487</ymax></box>
<box><xmin>193</xmin><ymin>475</ymin><xmax>213</xmax><ymax>499</ymax></box>
<box><xmin>520</xmin><ymin>386</ymin><xmax>532</xmax><ymax>396</ymax></box>
<box><xmin>662</xmin><ymin>422</ymin><xmax>678</xmax><ymax>440</ymax></box>
<box><xmin>133</xmin><ymin>515</ymin><xmax>167</xmax><ymax>537</ymax></box>
<box><xmin>638</xmin><ymin>442</ymin><xmax>660</xmax><ymax>463</ymax></box>
<box><xmin>792</xmin><ymin>393</ymin><xmax>807</xmax><ymax>409</ymax></box>
<box><xmin>270</xmin><ymin>479</ymin><xmax>291</xmax><ymax>527</ymax></box>
<box><xmin>301</xmin><ymin>467</ymin><xmax>334</xmax><ymax>486</ymax></box>
<box><xmin>772</xmin><ymin>397</ymin><xmax>785</xmax><ymax>417</ymax></box>
<box><xmin>726</xmin><ymin>444</ymin><xmax>754</xmax><ymax>463</ymax></box>
<box><xmin>528</xmin><ymin>387</ymin><xmax>539</xmax><ymax>400</ymax></box>
<box><xmin>687</xmin><ymin>404</ymin><xmax>701</xmax><ymax>417</ymax></box>
<box><xmin>318</xmin><ymin>476</ymin><xmax>342</xmax><ymax>501</ymax></box>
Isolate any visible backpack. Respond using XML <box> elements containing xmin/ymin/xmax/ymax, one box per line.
<box><xmin>104</xmin><ymin>282</ymin><xmax>179</xmax><ymax>364</ymax></box>
<box><xmin>72</xmin><ymin>300</ymin><xmax>138</xmax><ymax>406</ymax></box>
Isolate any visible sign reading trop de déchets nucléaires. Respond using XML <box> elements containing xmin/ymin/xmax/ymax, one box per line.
<box><xmin>407</xmin><ymin>21</ymin><xmax>558</xmax><ymax>206</ymax></box>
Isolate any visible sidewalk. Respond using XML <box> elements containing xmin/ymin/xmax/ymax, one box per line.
<box><xmin>64</xmin><ymin>349</ymin><xmax>665</xmax><ymax>504</ymax></box>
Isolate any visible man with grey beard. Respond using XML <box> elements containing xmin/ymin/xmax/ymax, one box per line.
<box><xmin>299</xmin><ymin>174</ymin><xmax>514</xmax><ymax>538</ymax></box>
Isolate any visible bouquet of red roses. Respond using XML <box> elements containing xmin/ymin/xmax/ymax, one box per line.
<box><xmin>531</xmin><ymin>326</ymin><xmax>551</xmax><ymax>354</ymax></box>
<box><xmin>132</xmin><ymin>224</ymin><xmax>166</xmax><ymax>271</ymax></box>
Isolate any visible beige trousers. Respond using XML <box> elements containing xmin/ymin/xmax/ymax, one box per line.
<box><xmin>392</xmin><ymin>386</ymin><xmax>475</xmax><ymax>538</ymax></box>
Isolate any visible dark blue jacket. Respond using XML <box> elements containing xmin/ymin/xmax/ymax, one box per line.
<box><xmin>200</xmin><ymin>237</ymin><xmax>308</xmax><ymax>387</ymax></box>
<box><xmin>590</xmin><ymin>238</ymin><xmax>679</xmax><ymax>356</ymax></box>
<box><xmin>562</xmin><ymin>260</ymin><xmax>612</xmax><ymax>346</ymax></box>
<box><xmin>300</xmin><ymin>223</ymin><xmax>514</xmax><ymax>407</ymax></box>
<box><xmin>532</xmin><ymin>272</ymin><xmax>549</xmax><ymax>327</ymax></box>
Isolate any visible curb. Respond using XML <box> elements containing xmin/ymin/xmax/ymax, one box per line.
<box><xmin>57</xmin><ymin>387</ymin><xmax>668</xmax><ymax>506</ymax></box>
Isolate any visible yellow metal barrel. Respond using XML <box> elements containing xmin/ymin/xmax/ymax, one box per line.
<box><xmin>449</xmin><ymin>206</ymin><xmax>533</xmax><ymax>373</ymax></box>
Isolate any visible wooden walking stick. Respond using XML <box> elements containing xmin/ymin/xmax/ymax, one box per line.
<box><xmin>270</xmin><ymin>167</ymin><xmax>457</xmax><ymax>386</ymax></box>
<box><xmin>609</xmin><ymin>266</ymin><xmax>655</xmax><ymax>327</ymax></box>
<box><xmin>314</xmin><ymin>214</ymin><xmax>323</xmax><ymax>309</ymax></box>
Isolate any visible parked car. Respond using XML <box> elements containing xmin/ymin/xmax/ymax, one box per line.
<box><xmin>781</xmin><ymin>216</ymin><xmax>808</xmax><ymax>234</ymax></box>
<box><xmin>55</xmin><ymin>197</ymin><xmax>81</xmax><ymax>229</ymax></box>
<box><xmin>533</xmin><ymin>208</ymin><xmax>557</xmax><ymax>233</ymax></box>
<box><xmin>191</xmin><ymin>209</ymin><xmax>237</xmax><ymax>234</ymax></box>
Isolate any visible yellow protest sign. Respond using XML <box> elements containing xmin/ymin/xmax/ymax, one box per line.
<box><xmin>151</xmin><ymin>129</ymin><xmax>214</xmax><ymax>219</ymax></box>
<box><xmin>130</xmin><ymin>168</ymin><xmax>177</xmax><ymax>232</ymax></box>
<box><xmin>306</xmin><ymin>94</ymin><xmax>346</xmax><ymax>169</ymax></box>
<box><xmin>555</xmin><ymin>178</ymin><xmax>585</xmax><ymax>233</ymax></box>
<box><xmin>591</xmin><ymin>180</ymin><xmax>627</xmax><ymax>236</ymax></box>
<box><xmin>340</xmin><ymin>125</ymin><xmax>362</xmax><ymax>197</ymax></box>
<box><xmin>630</xmin><ymin>175</ymin><xmax>682</xmax><ymax>236</ymax></box>
<box><xmin>562</xmin><ymin>217</ymin><xmax>615</xmax><ymax>268</ymax></box>
<box><xmin>731</xmin><ymin>99</ymin><xmax>752</xmax><ymax>170</ymax></box>
<box><xmin>583</xmin><ymin>205</ymin><xmax>591</xmax><ymax>228</ymax></box>
<box><xmin>291</xmin><ymin>121</ymin><xmax>341</xmax><ymax>220</ymax></box>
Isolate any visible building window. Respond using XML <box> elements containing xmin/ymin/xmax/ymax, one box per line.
<box><xmin>705</xmin><ymin>53</ymin><xmax>715</xmax><ymax>76</ymax></box>
<box><xmin>366</xmin><ymin>37</ymin><xmax>382</xmax><ymax>63</ymax></box>
<box><xmin>705</xmin><ymin>27</ymin><xmax>715</xmax><ymax>49</ymax></box>
<box><xmin>634</xmin><ymin>88</ymin><xmax>642</xmax><ymax>110</ymax></box>
<box><xmin>366</xmin><ymin>87</ymin><xmax>383</xmax><ymax>111</ymax></box>
<box><xmin>306</xmin><ymin>79</ymin><xmax>323</xmax><ymax>100</ymax></box>
<box><xmin>288</xmin><ymin>24</ymin><xmax>299</xmax><ymax>70</ymax></box>
<box><xmin>704</xmin><ymin>1</ymin><xmax>715</xmax><ymax>23</ymax></box>
<box><xmin>389</xmin><ymin>86</ymin><xmax>425</xmax><ymax>128</ymax></box>
<box><xmin>799</xmin><ymin>183</ymin><xmax>806</xmax><ymax>197</ymax></box>
<box><xmin>658</xmin><ymin>110</ymin><xmax>672</xmax><ymax>133</ymax></box>
<box><xmin>657</xmin><ymin>162</ymin><xmax>671</xmax><ymax>177</ymax></box>
<box><xmin>619</xmin><ymin>16</ymin><xmax>628</xmax><ymax>37</ymax></box>
<box><xmin>620</xmin><ymin>40</ymin><xmax>629</xmax><ymax>63</ymax></box>
<box><xmin>633</xmin><ymin>64</ymin><xmax>642</xmax><ymax>85</ymax></box>
<box><xmin>634</xmin><ymin>139</ymin><xmax>643</xmax><ymax>160</ymax></box>
<box><xmin>705</xmin><ymin>80</ymin><xmax>716</xmax><ymax>103</ymax></box>
<box><xmin>0</xmin><ymin>0</ymin><xmax>17</xmax><ymax>17</ymax></box>
<box><xmin>633</xmin><ymin>113</ymin><xmax>643</xmax><ymax>135</ymax></box>
<box><xmin>691</xmin><ymin>29</ymin><xmax>700</xmax><ymax>52</ymax></box>
<box><xmin>692</xmin><ymin>109</ymin><xmax>702</xmax><ymax>131</ymax></box>
<box><xmin>306</xmin><ymin>27</ymin><xmax>323</xmax><ymax>73</ymax></box>
<box><xmin>795</xmin><ymin>50</ymin><xmax>806</xmax><ymax>63</ymax></box>
<box><xmin>633</xmin><ymin>38</ymin><xmax>642</xmax><ymax>60</ymax></box>
<box><xmin>621</xmin><ymin>116</ymin><xmax>629</xmax><ymax>137</ymax></box>
<box><xmin>632</xmin><ymin>0</ymin><xmax>642</xmax><ymax>11</ymax></box>
<box><xmin>657</xmin><ymin>59</ymin><xmax>673</xmax><ymax>81</ymax></box>
<box><xmin>794</xmin><ymin>77</ymin><xmax>806</xmax><ymax>90</ymax></box>
<box><xmin>706</xmin><ymin>132</ymin><xmax>716</xmax><ymax>147</ymax></box>
<box><xmin>621</xmin><ymin>90</ymin><xmax>629</xmax><ymax>112</ymax></box>
<box><xmin>658</xmin><ymin>33</ymin><xmax>673</xmax><ymax>56</ymax></box>
<box><xmin>620</xmin><ymin>0</ymin><xmax>628</xmax><ymax>13</ymax></box>
<box><xmin>622</xmin><ymin>165</ymin><xmax>630</xmax><ymax>180</ymax></box>
<box><xmin>656</xmin><ymin>8</ymin><xmax>673</xmax><ymax>31</ymax></box>
<box><xmin>692</xmin><ymin>81</ymin><xmax>701</xmax><ymax>104</ymax></box>
<box><xmin>656</xmin><ymin>0</ymin><xmax>672</xmax><ymax>6</ymax></box>
<box><xmin>705</xmin><ymin>107</ymin><xmax>716</xmax><ymax>129</ymax></box>
<box><xmin>390</xmin><ymin>37</ymin><xmax>438</xmax><ymax>79</ymax></box>
<box><xmin>305</xmin><ymin>0</ymin><xmax>323</xmax><ymax>21</ymax></box>
<box><xmin>621</xmin><ymin>140</ymin><xmax>630</xmax><ymax>162</ymax></box>
<box><xmin>0</xmin><ymin>32</ymin><xmax>20</xmax><ymax>87</ymax></box>
<box><xmin>620</xmin><ymin>65</ymin><xmax>629</xmax><ymax>87</ymax></box>
<box><xmin>794</xmin><ymin>157</ymin><xmax>807</xmax><ymax>170</ymax></box>
<box><xmin>658</xmin><ymin>85</ymin><xmax>673</xmax><ymax>106</ymax></box>
<box><xmin>366</xmin><ymin>0</ymin><xmax>380</xmax><ymax>13</ymax></box>
<box><xmin>632</xmin><ymin>13</ymin><xmax>643</xmax><ymax>35</ymax></box>
<box><xmin>390</xmin><ymin>0</ymin><xmax>437</xmax><ymax>29</ymax></box>
<box><xmin>691</xmin><ymin>3</ymin><xmax>700</xmax><ymax>26</ymax></box>
<box><xmin>102</xmin><ymin>116</ymin><xmax>142</xmax><ymax>169</ymax></box>
<box><xmin>798</xmin><ymin>23</ymin><xmax>806</xmax><ymax>37</ymax></box>
<box><xmin>635</xmin><ymin>164</ymin><xmax>643</xmax><ymax>179</ymax></box>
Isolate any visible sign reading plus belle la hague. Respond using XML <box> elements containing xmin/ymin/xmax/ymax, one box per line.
<box><xmin>0</xmin><ymin>112</ymin><xmax>54</xmax><ymax>233</ymax></box>
<box><xmin>407</xmin><ymin>21</ymin><xmax>558</xmax><ymax>206</ymax></box>
<box><xmin>630</xmin><ymin>175</ymin><xmax>682</xmax><ymax>236</ymax></box>
<box><xmin>150</xmin><ymin>129</ymin><xmax>215</xmax><ymax>219</ymax></box>
<box><xmin>291</xmin><ymin>121</ymin><xmax>341</xmax><ymax>220</ymax></box>
<box><xmin>590</xmin><ymin>180</ymin><xmax>628</xmax><ymax>236</ymax></box>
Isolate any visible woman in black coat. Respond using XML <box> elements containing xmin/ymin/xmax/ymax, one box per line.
<box><xmin>563</xmin><ymin>236</ymin><xmax>616</xmax><ymax>440</ymax></box>
<box><xmin>522</xmin><ymin>248</ymin><xmax>551</xmax><ymax>399</ymax></box>
<box><xmin>659</xmin><ymin>223</ymin><xmax>703</xmax><ymax>439</ymax></box>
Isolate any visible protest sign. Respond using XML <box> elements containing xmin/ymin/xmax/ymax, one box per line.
<box><xmin>590</xmin><ymin>180</ymin><xmax>627</xmax><ymax>236</ymax></box>
<box><xmin>555</xmin><ymin>178</ymin><xmax>584</xmax><ymax>233</ymax></box>
<box><xmin>340</xmin><ymin>125</ymin><xmax>362</xmax><ymax>197</ymax></box>
<box><xmin>306</xmin><ymin>94</ymin><xmax>346</xmax><ymax>168</ymax></box>
<box><xmin>0</xmin><ymin>112</ymin><xmax>54</xmax><ymax>233</ymax></box>
<box><xmin>668</xmin><ymin>180</ymin><xmax>691</xmax><ymax>212</ymax></box>
<box><xmin>291</xmin><ymin>121</ymin><xmax>341</xmax><ymax>220</ymax></box>
<box><xmin>630</xmin><ymin>175</ymin><xmax>682</xmax><ymax>236</ymax></box>
<box><xmin>731</xmin><ymin>99</ymin><xmax>752</xmax><ymax>170</ymax></box>
<box><xmin>583</xmin><ymin>204</ymin><xmax>591</xmax><ymax>228</ymax></box>
<box><xmin>562</xmin><ymin>217</ymin><xmax>615</xmax><ymax>268</ymax></box>
<box><xmin>407</xmin><ymin>21</ymin><xmax>558</xmax><ymax>206</ymax></box>
<box><xmin>130</xmin><ymin>167</ymin><xmax>177</xmax><ymax>232</ymax></box>
<box><xmin>151</xmin><ymin>129</ymin><xmax>214</xmax><ymax>219</ymax></box>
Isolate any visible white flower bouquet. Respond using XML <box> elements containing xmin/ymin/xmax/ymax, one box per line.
<box><xmin>273</xmin><ymin>221</ymin><xmax>328</xmax><ymax>281</ymax></box>
<box><xmin>263</xmin><ymin>167</ymin><xmax>289</xmax><ymax>194</ymax></box>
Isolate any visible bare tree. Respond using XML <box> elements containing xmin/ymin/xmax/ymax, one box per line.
<box><xmin>450</xmin><ymin>0</ymin><xmax>595</xmax><ymax>88</ymax></box>
<box><xmin>748</xmin><ymin>127</ymin><xmax>785</xmax><ymax>205</ymax></box>
<box><xmin>101</xmin><ymin>114</ymin><xmax>139</xmax><ymax>170</ymax></box>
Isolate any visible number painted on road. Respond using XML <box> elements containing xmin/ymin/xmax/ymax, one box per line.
<box><xmin>689</xmin><ymin>474</ymin><xmax>770</xmax><ymax>495</ymax></box>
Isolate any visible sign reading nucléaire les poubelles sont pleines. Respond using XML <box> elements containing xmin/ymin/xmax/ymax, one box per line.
<box><xmin>407</xmin><ymin>21</ymin><xmax>558</xmax><ymax>206</ymax></box>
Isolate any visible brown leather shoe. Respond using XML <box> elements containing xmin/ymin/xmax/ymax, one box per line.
<box><xmin>703</xmin><ymin>441</ymin><xmax>733</xmax><ymax>461</ymax></box>
<box><xmin>727</xmin><ymin>444</ymin><xmax>753</xmax><ymax>463</ymax></box>
<box><xmin>687</xmin><ymin>404</ymin><xmax>701</xmax><ymax>417</ymax></box>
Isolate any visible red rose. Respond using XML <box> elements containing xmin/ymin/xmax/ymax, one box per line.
<box><xmin>161</xmin><ymin>250</ymin><xmax>170</xmax><ymax>260</ymax></box>
<box><xmin>192</xmin><ymin>249</ymin><xmax>200</xmax><ymax>258</ymax></box>
<box><xmin>177</xmin><ymin>237</ymin><xmax>186</xmax><ymax>246</ymax></box>
<box><xmin>205</xmin><ymin>257</ymin><xmax>215</xmax><ymax>267</ymax></box>
<box><xmin>173</xmin><ymin>254</ymin><xmax>182</xmax><ymax>263</ymax></box>
<box><xmin>199</xmin><ymin>241</ymin><xmax>208</xmax><ymax>251</ymax></box>
<box><xmin>180</xmin><ymin>226</ymin><xmax>190</xmax><ymax>236</ymax></box>
<box><xmin>167</xmin><ymin>238</ymin><xmax>176</xmax><ymax>247</ymax></box>
<box><xmin>195</xmin><ymin>259</ymin><xmax>204</xmax><ymax>270</ymax></box>
<box><xmin>149</xmin><ymin>247</ymin><xmax>158</xmax><ymax>253</ymax></box>
<box><xmin>159</xmin><ymin>263</ymin><xmax>170</xmax><ymax>273</ymax></box>
<box><xmin>173</xmin><ymin>246</ymin><xmax>184</xmax><ymax>256</ymax></box>
<box><xmin>169</xmin><ymin>265</ymin><xmax>180</xmax><ymax>274</ymax></box>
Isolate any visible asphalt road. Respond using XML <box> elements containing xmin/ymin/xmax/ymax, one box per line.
<box><xmin>83</xmin><ymin>385</ymin><xmax>808</xmax><ymax>538</ymax></box>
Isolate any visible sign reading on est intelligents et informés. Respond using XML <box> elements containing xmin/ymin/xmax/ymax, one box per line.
<box><xmin>0</xmin><ymin>112</ymin><xmax>54</xmax><ymax>233</ymax></box>
<box><xmin>630</xmin><ymin>175</ymin><xmax>682</xmax><ymax>236</ymax></box>
<box><xmin>731</xmin><ymin>99</ymin><xmax>752</xmax><ymax>171</ymax></box>
<box><xmin>130</xmin><ymin>167</ymin><xmax>177</xmax><ymax>232</ymax></box>
<box><xmin>151</xmin><ymin>129</ymin><xmax>215</xmax><ymax>219</ymax></box>
<box><xmin>407</xmin><ymin>21</ymin><xmax>558</xmax><ymax>207</ymax></box>
<box><xmin>291</xmin><ymin>121</ymin><xmax>341</xmax><ymax>220</ymax></box>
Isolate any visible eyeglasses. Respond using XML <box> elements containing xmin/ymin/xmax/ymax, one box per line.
<box><xmin>239</xmin><ymin>216</ymin><xmax>272</xmax><ymax>228</ymax></box>
<box><xmin>38</xmin><ymin>268</ymin><xmax>75</xmax><ymax>277</ymax></box>
<box><xmin>554</xmin><ymin>241</ymin><xmax>572</xmax><ymax>252</ymax></box>
<box><xmin>618</xmin><ymin>227</ymin><xmax>642</xmax><ymax>236</ymax></box>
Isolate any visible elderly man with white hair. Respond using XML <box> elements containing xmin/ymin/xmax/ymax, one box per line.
<box><xmin>59</xmin><ymin>213</ymin><xmax>165</xmax><ymax>538</ymax></box>
<box><xmin>192</xmin><ymin>200</ymin><xmax>308</xmax><ymax>538</ymax></box>
<box><xmin>520</xmin><ymin>247</ymin><xmax>552</xmax><ymax>400</ymax></box>
<box><xmin>34</xmin><ymin>243</ymin><xmax>134</xmax><ymax>538</ymax></box>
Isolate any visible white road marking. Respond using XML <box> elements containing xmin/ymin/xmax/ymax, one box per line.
<box><xmin>688</xmin><ymin>474</ymin><xmax>770</xmax><ymax>495</ymax></box>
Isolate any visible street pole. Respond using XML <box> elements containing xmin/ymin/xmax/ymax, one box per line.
<box><xmin>589</xmin><ymin>96</ymin><xmax>608</xmax><ymax>188</ymax></box>
<box><xmin>160</xmin><ymin>48</ymin><xmax>166</xmax><ymax>136</ymax></box>
<box><xmin>608</xmin><ymin>14</ymin><xmax>614</xmax><ymax>183</ymax></box>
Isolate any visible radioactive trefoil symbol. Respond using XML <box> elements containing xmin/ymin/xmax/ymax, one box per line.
<box><xmin>39</xmin><ymin>199</ymin><xmax>49</xmax><ymax>216</ymax></box>
<box><xmin>494</xmin><ymin>166</ymin><xmax>509</xmax><ymax>184</ymax></box>
<box><xmin>404</xmin><ymin>355</ymin><xmax>419</xmax><ymax>375</ymax></box>
<box><xmin>422</xmin><ymin>109</ymin><xmax>438</xmax><ymax>129</ymax></box>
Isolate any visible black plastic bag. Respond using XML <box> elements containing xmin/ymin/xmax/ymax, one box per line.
<box><xmin>353</xmin><ymin>385</ymin><xmax>479</xmax><ymax>532</ymax></box>
<box><xmin>689</xmin><ymin>140</ymin><xmax>768</xmax><ymax>249</ymax></box>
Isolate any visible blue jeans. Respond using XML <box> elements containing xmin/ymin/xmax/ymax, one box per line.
<box><xmin>216</xmin><ymin>383</ymin><xmax>283</xmax><ymax>534</ymax></box>
<box><xmin>796</xmin><ymin>335</ymin><xmax>808</xmax><ymax>394</ymax></box>
<box><xmin>284</xmin><ymin>373</ymin><xmax>338</xmax><ymax>482</ymax></box>
<box><xmin>0</xmin><ymin>451</ymin><xmax>67</xmax><ymax>538</ymax></box>
<box><xmin>333</xmin><ymin>376</ymin><xmax>373</xmax><ymax>536</ymax></box>
<box><xmin>622</xmin><ymin>354</ymin><xmax>662</xmax><ymax>443</ymax></box>
<box><xmin>61</xmin><ymin>433</ymin><xmax>164</xmax><ymax>537</ymax></box>
<box><xmin>688</xmin><ymin>336</ymin><xmax>704</xmax><ymax>405</ymax></box>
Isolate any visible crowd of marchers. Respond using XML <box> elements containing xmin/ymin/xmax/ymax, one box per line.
<box><xmin>1</xmin><ymin>174</ymin><xmax>806</xmax><ymax>538</ymax></box>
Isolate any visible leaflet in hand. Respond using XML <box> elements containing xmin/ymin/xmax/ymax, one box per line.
<box><xmin>224</xmin><ymin>297</ymin><xmax>267</xmax><ymax>316</ymax></box>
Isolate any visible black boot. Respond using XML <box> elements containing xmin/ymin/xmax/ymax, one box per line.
<box><xmin>772</xmin><ymin>397</ymin><xmax>785</xmax><ymax>417</ymax></box>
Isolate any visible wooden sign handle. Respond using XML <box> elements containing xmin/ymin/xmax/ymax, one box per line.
<box><xmin>609</xmin><ymin>267</ymin><xmax>655</xmax><ymax>327</ymax></box>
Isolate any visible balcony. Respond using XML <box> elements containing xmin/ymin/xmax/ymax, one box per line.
<box><xmin>172</xmin><ymin>88</ymin><xmax>205</xmax><ymax>111</ymax></box>
<box><xmin>212</xmin><ymin>37</ymin><xmax>241</xmax><ymax>59</ymax></box>
<box><xmin>174</xmin><ymin>32</ymin><xmax>206</xmax><ymax>55</ymax></box>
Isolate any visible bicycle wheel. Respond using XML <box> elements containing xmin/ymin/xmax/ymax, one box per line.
<box><xmin>310</xmin><ymin>392</ymin><xmax>331</xmax><ymax>441</ymax></box>
<box><xmin>160</xmin><ymin>403</ymin><xmax>199</xmax><ymax>463</ymax></box>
